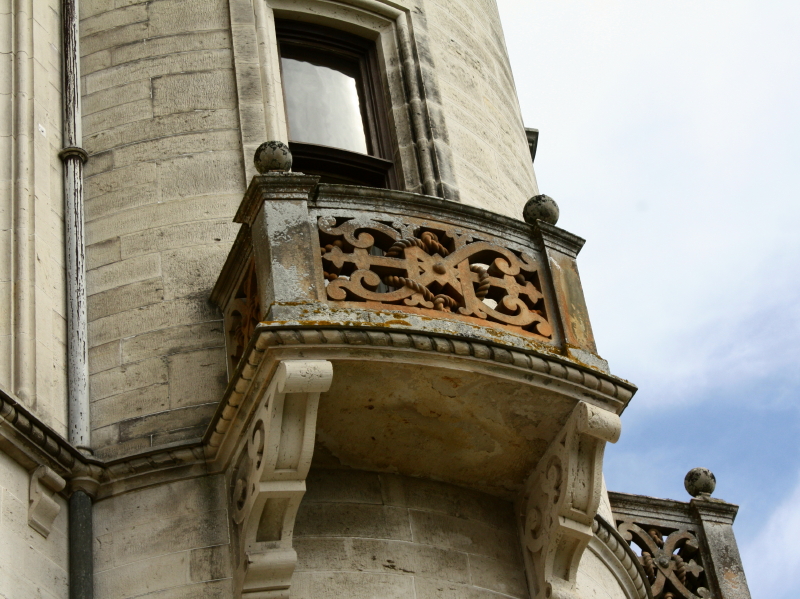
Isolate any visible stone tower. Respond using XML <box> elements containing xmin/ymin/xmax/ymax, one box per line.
<box><xmin>0</xmin><ymin>0</ymin><xmax>751</xmax><ymax>598</ymax></box>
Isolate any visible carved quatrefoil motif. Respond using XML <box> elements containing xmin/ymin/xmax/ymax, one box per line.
<box><xmin>318</xmin><ymin>215</ymin><xmax>553</xmax><ymax>338</ymax></box>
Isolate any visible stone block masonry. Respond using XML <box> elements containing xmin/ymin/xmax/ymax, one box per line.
<box><xmin>1</xmin><ymin>0</ymin><xmax>69</xmax><ymax>436</ymax></box>
<box><xmin>0</xmin><ymin>451</ymin><xmax>69</xmax><ymax>599</ymax></box>
<box><xmin>73</xmin><ymin>0</ymin><xmax>544</xmax><ymax>459</ymax></box>
<box><xmin>93</xmin><ymin>474</ymin><xmax>233</xmax><ymax>599</ymax></box>
<box><xmin>422</xmin><ymin>0</ymin><xmax>538</xmax><ymax>219</ymax></box>
<box><xmin>79</xmin><ymin>0</ymin><xmax>245</xmax><ymax>457</ymax></box>
<box><xmin>293</xmin><ymin>469</ymin><xmax>529</xmax><ymax>599</ymax></box>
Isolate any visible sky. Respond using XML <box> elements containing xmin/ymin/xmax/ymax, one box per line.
<box><xmin>496</xmin><ymin>1</ymin><xmax>800</xmax><ymax>597</ymax></box>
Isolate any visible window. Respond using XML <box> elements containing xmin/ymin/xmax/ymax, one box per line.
<box><xmin>276</xmin><ymin>20</ymin><xmax>396</xmax><ymax>188</ymax></box>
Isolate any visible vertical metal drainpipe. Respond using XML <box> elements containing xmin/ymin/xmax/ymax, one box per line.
<box><xmin>60</xmin><ymin>0</ymin><xmax>93</xmax><ymax>597</ymax></box>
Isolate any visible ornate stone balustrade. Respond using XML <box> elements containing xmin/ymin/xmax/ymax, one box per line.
<box><xmin>208</xmin><ymin>174</ymin><xmax>639</xmax><ymax>598</ymax></box>
<box><xmin>609</xmin><ymin>492</ymin><xmax>751</xmax><ymax>599</ymax></box>
<box><xmin>211</xmin><ymin>174</ymin><xmax>606</xmax><ymax>376</ymax></box>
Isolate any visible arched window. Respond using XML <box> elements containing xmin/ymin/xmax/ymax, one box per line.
<box><xmin>277</xmin><ymin>20</ymin><xmax>396</xmax><ymax>188</ymax></box>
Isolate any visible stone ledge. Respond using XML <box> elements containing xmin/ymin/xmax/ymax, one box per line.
<box><xmin>0</xmin><ymin>389</ymin><xmax>83</xmax><ymax>476</ymax></box>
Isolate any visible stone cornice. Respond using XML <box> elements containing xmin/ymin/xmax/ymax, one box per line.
<box><xmin>690</xmin><ymin>497</ymin><xmax>739</xmax><ymax>524</ymax></box>
<box><xmin>1</xmin><ymin>389</ymin><xmax>82</xmax><ymax>475</ymax></box>
<box><xmin>534</xmin><ymin>221</ymin><xmax>586</xmax><ymax>258</ymax></box>
<box><xmin>1</xmin><ymin>387</ymin><xmax>210</xmax><ymax>499</ymax></box>
<box><xmin>235</xmin><ymin>173</ymin><xmax>320</xmax><ymax>226</ymax></box>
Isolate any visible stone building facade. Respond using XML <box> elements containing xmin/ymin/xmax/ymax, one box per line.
<box><xmin>0</xmin><ymin>0</ymin><xmax>751</xmax><ymax>598</ymax></box>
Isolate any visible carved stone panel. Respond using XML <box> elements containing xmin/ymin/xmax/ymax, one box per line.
<box><xmin>318</xmin><ymin>214</ymin><xmax>553</xmax><ymax>338</ymax></box>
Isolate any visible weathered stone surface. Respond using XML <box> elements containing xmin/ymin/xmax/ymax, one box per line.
<box><xmin>167</xmin><ymin>348</ymin><xmax>227</xmax><ymax>408</ymax></box>
<box><xmin>89</xmin><ymin>340</ymin><xmax>121</xmax><ymax>375</ymax></box>
<box><xmin>292</xmin><ymin>470</ymin><xmax>527</xmax><ymax>599</ymax></box>
<box><xmin>121</xmin><ymin>321</ymin><xmax>224</xmax><ymax>365</ymax></box>
<box><xmin>295</xmin><ymin>538</ymin><xmax>471</xmax><ymax>584</ymax></box>
<box><xmin>303</xmin><ymin>469</ymin><xmax>384</xmax><ymax>505</ymax></box>
<box><xmin>295</xmin><ymin>503</ymin><xmax>412</xmax><ymax>541</ymax></box>
<box><xmin>88</xmin><ymin>277</ymin><xmax>165</xmax><ymax>322</ymax></box>
<box><xmin>469</xmin><ymin>554</ymin><xmax>530</xmax><ymax>597</ymax></box>
<box><xmin>92</xmin><ymin>384</ymin><xmax>170</xmax><ymax>429</ymax></box>
<box><xmin>0</xmin><ymin>453</ymin><xmax>68</xmax><ymax>599</ymax></box>
<box><xmin>685</xmin><ymin>467</ymin><xmax>716</xmax><ymax>497</ymax></box>
<box><xmin>410</xmin><ymin>510</ymin><xmax>522</xmax><ymax>564</ymax></box>
<box><xmin>87</xmin><ymin>253</ymin><xmax>161</xmax><ymax>296</ymax></box>
<box><xmin>415</xmin><ymin>578</ymin><xmax>514</xmax><ymax>599</ymax></box>
<box><xmin>89</xmin><ymin>357</ymin><xmax>168</xmax><ymax>402</ymax></box>
<box><xmin>189</xmin><ymin>545</ymin><xmax>232</xmax><ymax>583</ymax></box>
<box><xmin>89</xmin><ymin>298</ymin><xmax>219</xmax><ymax>347</ymax></box>
<box><xmin>152</xmin><ymin>69</ymin><xmax>237</xmax><ymax>116</ymax></box>
<box><xmin>161</xmin><ymin>244</ymin><xmax>230</xmax><ymax>301</ymax></box>
<box><xmin>117</xmin><ymin>403</ymin><xmax>215</xmax><ymax>443</ymax></box>
<box><xmin>119</xmin><ymin>219</ymin><xmax>238</xmax><ymax>260</ymax></box>
<box><xmin>292</xmin><ymin>571</ymin><xmax>416</xmax><ymax>599</ymax></box>
<box><xmin>523</xmin><ymin>194</ymin><xmax>560</xmax><ymax>225</ymax></box>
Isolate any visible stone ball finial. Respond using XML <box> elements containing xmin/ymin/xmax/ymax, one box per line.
<box><xmin>254</xmin><ymin>141</ymin><xmax>292</xmax><ymax>174</ymax></box>
<box><xmin>684</xmin><ymin>467</ymin><xmax>716</xmax><ymax>498</ymax></box>
<box><xmin>523</xmin><ymin>194</ymin><xmax>559</xmax><ymax>226</ymax></box>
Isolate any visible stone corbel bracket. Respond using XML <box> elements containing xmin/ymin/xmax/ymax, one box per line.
<box><xmin>520</xmin><ymin>401</ymin><xmax>622</xmax><ymax>599</ymax></box>
<box><xmin>210</xmin><ymin>359</ymin><xmax>333</xmax><ymax>599</ymax></box>
<box><xmin>28</xmin><ymin>465</ymin><xmax>66</xmax><ymax>537</ymax></box>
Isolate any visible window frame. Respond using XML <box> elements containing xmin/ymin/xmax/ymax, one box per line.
<box><xmin>276</xmin><ymin>19</ymin><xmax>397</xmax><ymax>189</ymax></box>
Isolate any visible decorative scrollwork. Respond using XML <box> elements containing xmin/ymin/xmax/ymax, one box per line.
<box><xmin>318</xmin><ymin>215</ymin><xmax>552</xmax><ymax>338</ymax></box>
<box><xmin>617</xmin><ymin>519</ymin><xmax>711</xmax><ymax>599</ymax></box>
<box><xmin>227</xmin><ymin>258</ymin><xmax>261</xmax><ymax>370</ymax></box>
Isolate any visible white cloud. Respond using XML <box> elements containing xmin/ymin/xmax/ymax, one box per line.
<box><xmin>497</xmin><ymin>0</ymin><xmax>800</xmax><ymax>403</ymax></box>
<box><xmin>741</xmin><ymin>471</ymin><xmax>800</xmax><ymax>598</ymax></box>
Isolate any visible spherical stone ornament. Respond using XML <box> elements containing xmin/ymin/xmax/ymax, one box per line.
<box><xmin>254</xmin><ymin>141</ymin><xmax>292</xmax><ymax>173</ymax></box>
<box><xmin>523</xmin><ymin>194</ymin><xmax>560</xmax><ymax>226</ymax></box>
<box><xmin>684</xmin><ymin>467</ymin><xmax>716</xmax><ymax>497</ymax></box>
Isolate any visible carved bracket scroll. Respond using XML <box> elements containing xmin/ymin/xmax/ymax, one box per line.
<box><xmin>228</xmin><ymin>360</ymin><xmax>333</xmax><ymax>599</ymax></box>
<box><xmin>520</xmin><ymin>402</ymin><xmax>621</xmax><ymax>599</ymax></box>
<box><xmin>28</xmin><ymin>465</ymin><xmax>66</xmax><ymax>537</ymax></box>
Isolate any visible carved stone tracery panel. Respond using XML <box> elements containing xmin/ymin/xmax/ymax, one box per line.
<box><xmin>227</xmin><ymin>257</ymin><xmax>261</xmax><ymax>372</ymax></box>
<box><xmin>616</xmin><ymin>519</ymin><xmax>711</xmax><ymax>599</ymax></box>
<box><xmin>318</xmin><ymin>215</ymin><xmax>553</xmax><ymax>338</ymax></box>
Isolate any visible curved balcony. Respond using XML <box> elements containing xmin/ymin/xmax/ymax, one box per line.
<box><xmin>208</xmin><ymin>173</ymin><xmax>634</xmax><ymax>497</ymax></box>
<box><xmin>205</xmin><ymin>172</ymin><xmax>636</xmax><ymax>598</ymax></box>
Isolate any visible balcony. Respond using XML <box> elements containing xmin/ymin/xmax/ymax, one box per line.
<box><xmin>208</xmin><ymin>172</ymin><xmax>635</xmax><ymax>496</ymax></box>
<box><xmin>204</xmin><ymin>169</ymin><xmax>638</xmax><ymax>598</ymax></box>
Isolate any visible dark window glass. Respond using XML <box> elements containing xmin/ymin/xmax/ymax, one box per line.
<box><xmin>276</xmin><ymin>20</ymin><xmax>395</xmax><ymax>188</ymax></box>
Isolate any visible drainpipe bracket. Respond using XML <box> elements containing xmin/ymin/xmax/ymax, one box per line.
<box><xmin>58</xmin><ymin>146</ymin><xmax>88</xmax><ymax>163</ymax></box>
<box><xmin>69</xmin><ymin>462</ymin><xmax>103</xmax><ymax>499</ymax></box>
